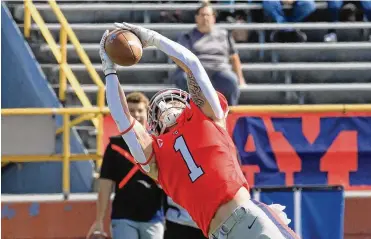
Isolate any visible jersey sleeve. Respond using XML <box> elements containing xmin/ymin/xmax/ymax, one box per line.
<box><xmin>216</xmin><ymin>91</ymin><xmax>229</xmax><ymax>117</ymax></box>
<box><xmin>150</xmin><ymin>135</ymin><xmax>164</xmax><ymax>186</ymax></box>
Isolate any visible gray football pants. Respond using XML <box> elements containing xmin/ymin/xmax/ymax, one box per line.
<box><xmin>209</xmin><ymin>199</ymin><xmax>300</xmax><ymax>239</ymax></box>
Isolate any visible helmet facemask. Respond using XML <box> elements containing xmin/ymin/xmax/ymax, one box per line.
<box><xmin>148</xmin><ymin>88</ymin><xmax>189</xmax><ymax>135</ymax></box>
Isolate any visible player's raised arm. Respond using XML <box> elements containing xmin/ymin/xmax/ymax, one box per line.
<box><xmin>114</xmin><ymin>22</ymin><xmax>225</xmax><ymax>121</ymax></box>
<box><xmin>100</xmin><ymin>30</ymin><xmax>157</xmax><ymax>178</ymax></box>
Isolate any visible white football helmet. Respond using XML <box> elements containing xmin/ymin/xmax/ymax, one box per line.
<box><xmin>148</xmin><ymin>88</ymin><xmax>189</xmax><ymax>135</ymax></box>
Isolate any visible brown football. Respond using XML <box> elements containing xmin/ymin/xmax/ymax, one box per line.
<box><xmin>104</xmin><ymin>29</ymin><xmax>143</xmax><ymax>66</ymax></box>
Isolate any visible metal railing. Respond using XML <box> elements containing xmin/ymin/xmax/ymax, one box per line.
<box><xmin>39</xmin><ymin>42</ymin><xmax>371</xmax><ymax>53</ymax></box>
<box><xmin>62</xmin><ymin>83</ymin><xmax>371</xmax><ymax>94</ymax></box>
<box><xmin>52</xmin><ymin>62</ymin><xmax>371</xmax><ymax>72</ymax></box>
<box><xmin>23</xmin><ymin>0</ymin><xmax>105</xmax><ymax>163</ymax></box>
<box><xmin>28</xmin><ymin>22</ymin><xmax>371</xmax><ymax>31</ymax></box>
<box><xmin>1</xmin><ymin>107</ymin><xmax>109</xmax><ymax>196</ymax></box>
<box><xmin>28</xmin><ymin>2</ymin><xmax>330</xmax><ymax>11</ymax></box>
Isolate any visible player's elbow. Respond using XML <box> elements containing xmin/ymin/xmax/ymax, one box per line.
<box><xmin>187</xmin><ymin>55</ymin><xmax>202</xmax><ymax>72</ymax></box>
<box><xmin>180</xmin><ymin>46</ymin><xmax>199</xmax><ymax>67</ymax></box>
<box><xmin>173</xmin><ymin>53</ymin><xmax>202</xmax><ymax>75</ymax></box>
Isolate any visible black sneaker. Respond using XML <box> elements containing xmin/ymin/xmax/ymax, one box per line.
<box><xmin>270</xmin><ymin>30</ymin><xmax>287</xmax><ymax>43</ymax></box>
<box><xmin>294</xmin><ymin>30</ymin><xmax>307</xmax><ymax>42</ymax></box>
<box><xmin>270</xmin><ymin>30</ymin><xmax>307</xmax><ymax>43</ymax></box>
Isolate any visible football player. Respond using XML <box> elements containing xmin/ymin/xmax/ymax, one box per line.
<box><xmin>101</xmin><ymin>23</ymin><xmax>298</xmax><ymax>239</ymax></box>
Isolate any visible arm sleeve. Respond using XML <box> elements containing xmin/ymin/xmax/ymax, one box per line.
<box><xmin>153</xmin><ymin>33</ymin><xmax>224</xmax><ymax>119</ymax></box>
<box><xmin>105</xmin><ymin>74</ymin><xmax>150</xmax><ymax>172</ymax></box>
<box><xmin>216</xmin><ymin>91</ymin><xmax>229</xmax><ymax>117</ymax></box>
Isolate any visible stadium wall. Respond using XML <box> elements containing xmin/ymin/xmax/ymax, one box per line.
<box><xmin>1</xmin><ymin>3</ymin><xmax>93</xmax><ymax>193</ymax></box>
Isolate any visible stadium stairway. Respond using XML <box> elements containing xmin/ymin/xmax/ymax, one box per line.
<box><xmin>6</xmin><ymin>1</ymin><xmax>371</xmax><ymax>150</ymax></box>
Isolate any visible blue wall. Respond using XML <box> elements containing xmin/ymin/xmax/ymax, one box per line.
<box><xmin>252</xmin><ymin>186</ymin><xmax>344</xmax><ymax>239</ymax></box>
<box><xmin>1</xmin><ymin>3</ymin><xmax>94</xmax><ymax>193</ymax></box>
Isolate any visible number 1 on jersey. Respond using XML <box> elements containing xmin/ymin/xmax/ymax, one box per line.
<box><xmin>174</xmin><ymin>136</ymin><xmax>204</xmax><ymax>182</ymax></box>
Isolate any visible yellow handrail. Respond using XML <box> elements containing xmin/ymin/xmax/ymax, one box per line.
<box><xmin>1</xmin><ymin>107</ymin><xmax>110</xmax><ymax>115</ymax></box>
<box><xmin>23</xmin><ymin>0</ymin><xmax>106</xmax><ymax>163</ymax></box>
<box><xmin>46</xmin><ymin>0</ymin><xmax>106</xmax><ymax>159</ymax></box>
<box><xmin>1</xmin><ymin>107</ymin><xmax>109</xmax><ymax>196</ymax></box>
<box><xmin>23</xmin><ymin>0</ymin><xmax>31</xmax><ymax>38</ymax></box>
<box><xmin>62</xmin><ymin>113</ymin><xmax>71</xmax><ymax>194</ymax></box>
<box><xmin>24</xmin><ymin>1</ymin><xmax>61</xmax><ymax>62</ymax></box>
<box><xmin>59</xmin><ymin>28</ymin><xmax>67</xmax><ymax>103</ymax></box>
<box><xmin>229</xmin><ymin>104</ymin><xmax>371</xmax><ymax>113</ymax></box>
<box><xmin>48</xmin><ymin>0</ymin><xmax>105</xmax><ymax>103</ymax></box>
<box><xmin>4</xmin><ymin>104</ymin><xmax>371</xmax><ymax>115</ymax></box>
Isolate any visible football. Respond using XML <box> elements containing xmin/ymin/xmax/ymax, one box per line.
<box><xmin>104</xmin><ymin>29</ymin><xmax>143</xmax><ymax>66</ymax></box>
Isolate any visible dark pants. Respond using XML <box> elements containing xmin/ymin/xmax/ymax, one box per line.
<box><xmin>171</xmin><ymin>69</ymin><xmax>240</xmax><ymax>106</ymax></box>
<box><xmin>263</xmin><ymin>0</ymin><xmax>316</xmax><ymax>23</ymax></box>
<box><xmin>327</xmin><ymin>0</ymin><xmax>371</xmax><ymax>22</ymax></box>
<box><xmin>164</xmin><ymin>220</ymin><xmax>207</xmax><ymax>239</ymax></box>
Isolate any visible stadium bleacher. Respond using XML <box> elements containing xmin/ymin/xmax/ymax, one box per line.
<box><xmin>6</xmin><ymin>0</ymin><xmax>371</xmax><ymax>150</ymax></box>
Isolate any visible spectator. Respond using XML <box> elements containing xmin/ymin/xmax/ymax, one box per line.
<box><xmin>263</xmin><ymin>0</ymin><xmax>316</xmax><ymax>42</ymax></box>
<box><xmin>216</xmin><ymin>2</ymin><xmax>250</xmax><ymax>43</ymax></box>
<box><xmin>228</xmin><ymin>10</ymin><xmax>250</xmax><ymax>43</ymax></box>
<box><xmin>324</xmin><ymin>0</ymin><xmax>371</xmax><ymax>42</ymax></box>
<box><xmin>164</xmin><ymin>197</ymin><xmax>207</xmax><ymax>239</ymax></box>
<box><xmin>87</xmin><ymin>92</ymin><xmax>165</xmax><ymax>239</ymax></box>
<box><xmin>170</xmin><ymin>2</ymin><xmax>245</xmax><ymax>106</ymax></box>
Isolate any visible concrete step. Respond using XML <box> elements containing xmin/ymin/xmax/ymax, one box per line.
<box><xmin>32</xmin><ymin>42</ymin><xmax>371</xmax><ymax>64</ymax></box>
<box><xmin>40</xmin><ymin>62</ymin><xmax>371</xmax><ymax>85</ymax></box>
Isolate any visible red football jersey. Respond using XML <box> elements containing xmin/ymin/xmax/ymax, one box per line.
<box><xmin>151</xmin><ymin>92</ymin><xmax>248</xmax><ymax>236</ymax></box>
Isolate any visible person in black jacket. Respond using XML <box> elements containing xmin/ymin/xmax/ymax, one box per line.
<box><xmin>87</xmin><ymin>92</ymin><xmax>165</xmax><ymax>239</ymax></box>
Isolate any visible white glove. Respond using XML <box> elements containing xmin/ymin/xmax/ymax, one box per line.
<box><xmin>114</xmin><ymin>22</ymin><xmax>160</xmax><ymax>48</ymax></box>
<box><xmin>99</xmin><ymin>30</ymin><xmax>117</xmax><ymax>75</ymax></box>
<box><xmin>268</xmin><ymin>204</ymin><xmax>292</xmax><ymax>225</ymax></box>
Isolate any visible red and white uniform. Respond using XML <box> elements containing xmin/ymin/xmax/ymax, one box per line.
<box><xmin>152</xmin><ymin>93</ymin><xmax>248</xmax><ymax>236</ymax></box>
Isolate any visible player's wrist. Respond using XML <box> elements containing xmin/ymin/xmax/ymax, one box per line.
<box><xmin>104</xmin><ymin>69</ymin><xmax>116</xmax><ymax>76</ymax></box>
<box><xmin>105</xmin><ymin>73</ymin><xmax>117</xmax><ymax>78</ymax></box>
<box><xmin>95</xmin><ymin>218</ymin><xmax>104</xmax><ymax>224</ymax></box>
<box><xmin>151</xmin><ymin>32</ymin><xmax>162</xmax><ymax>48</ymax></box>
